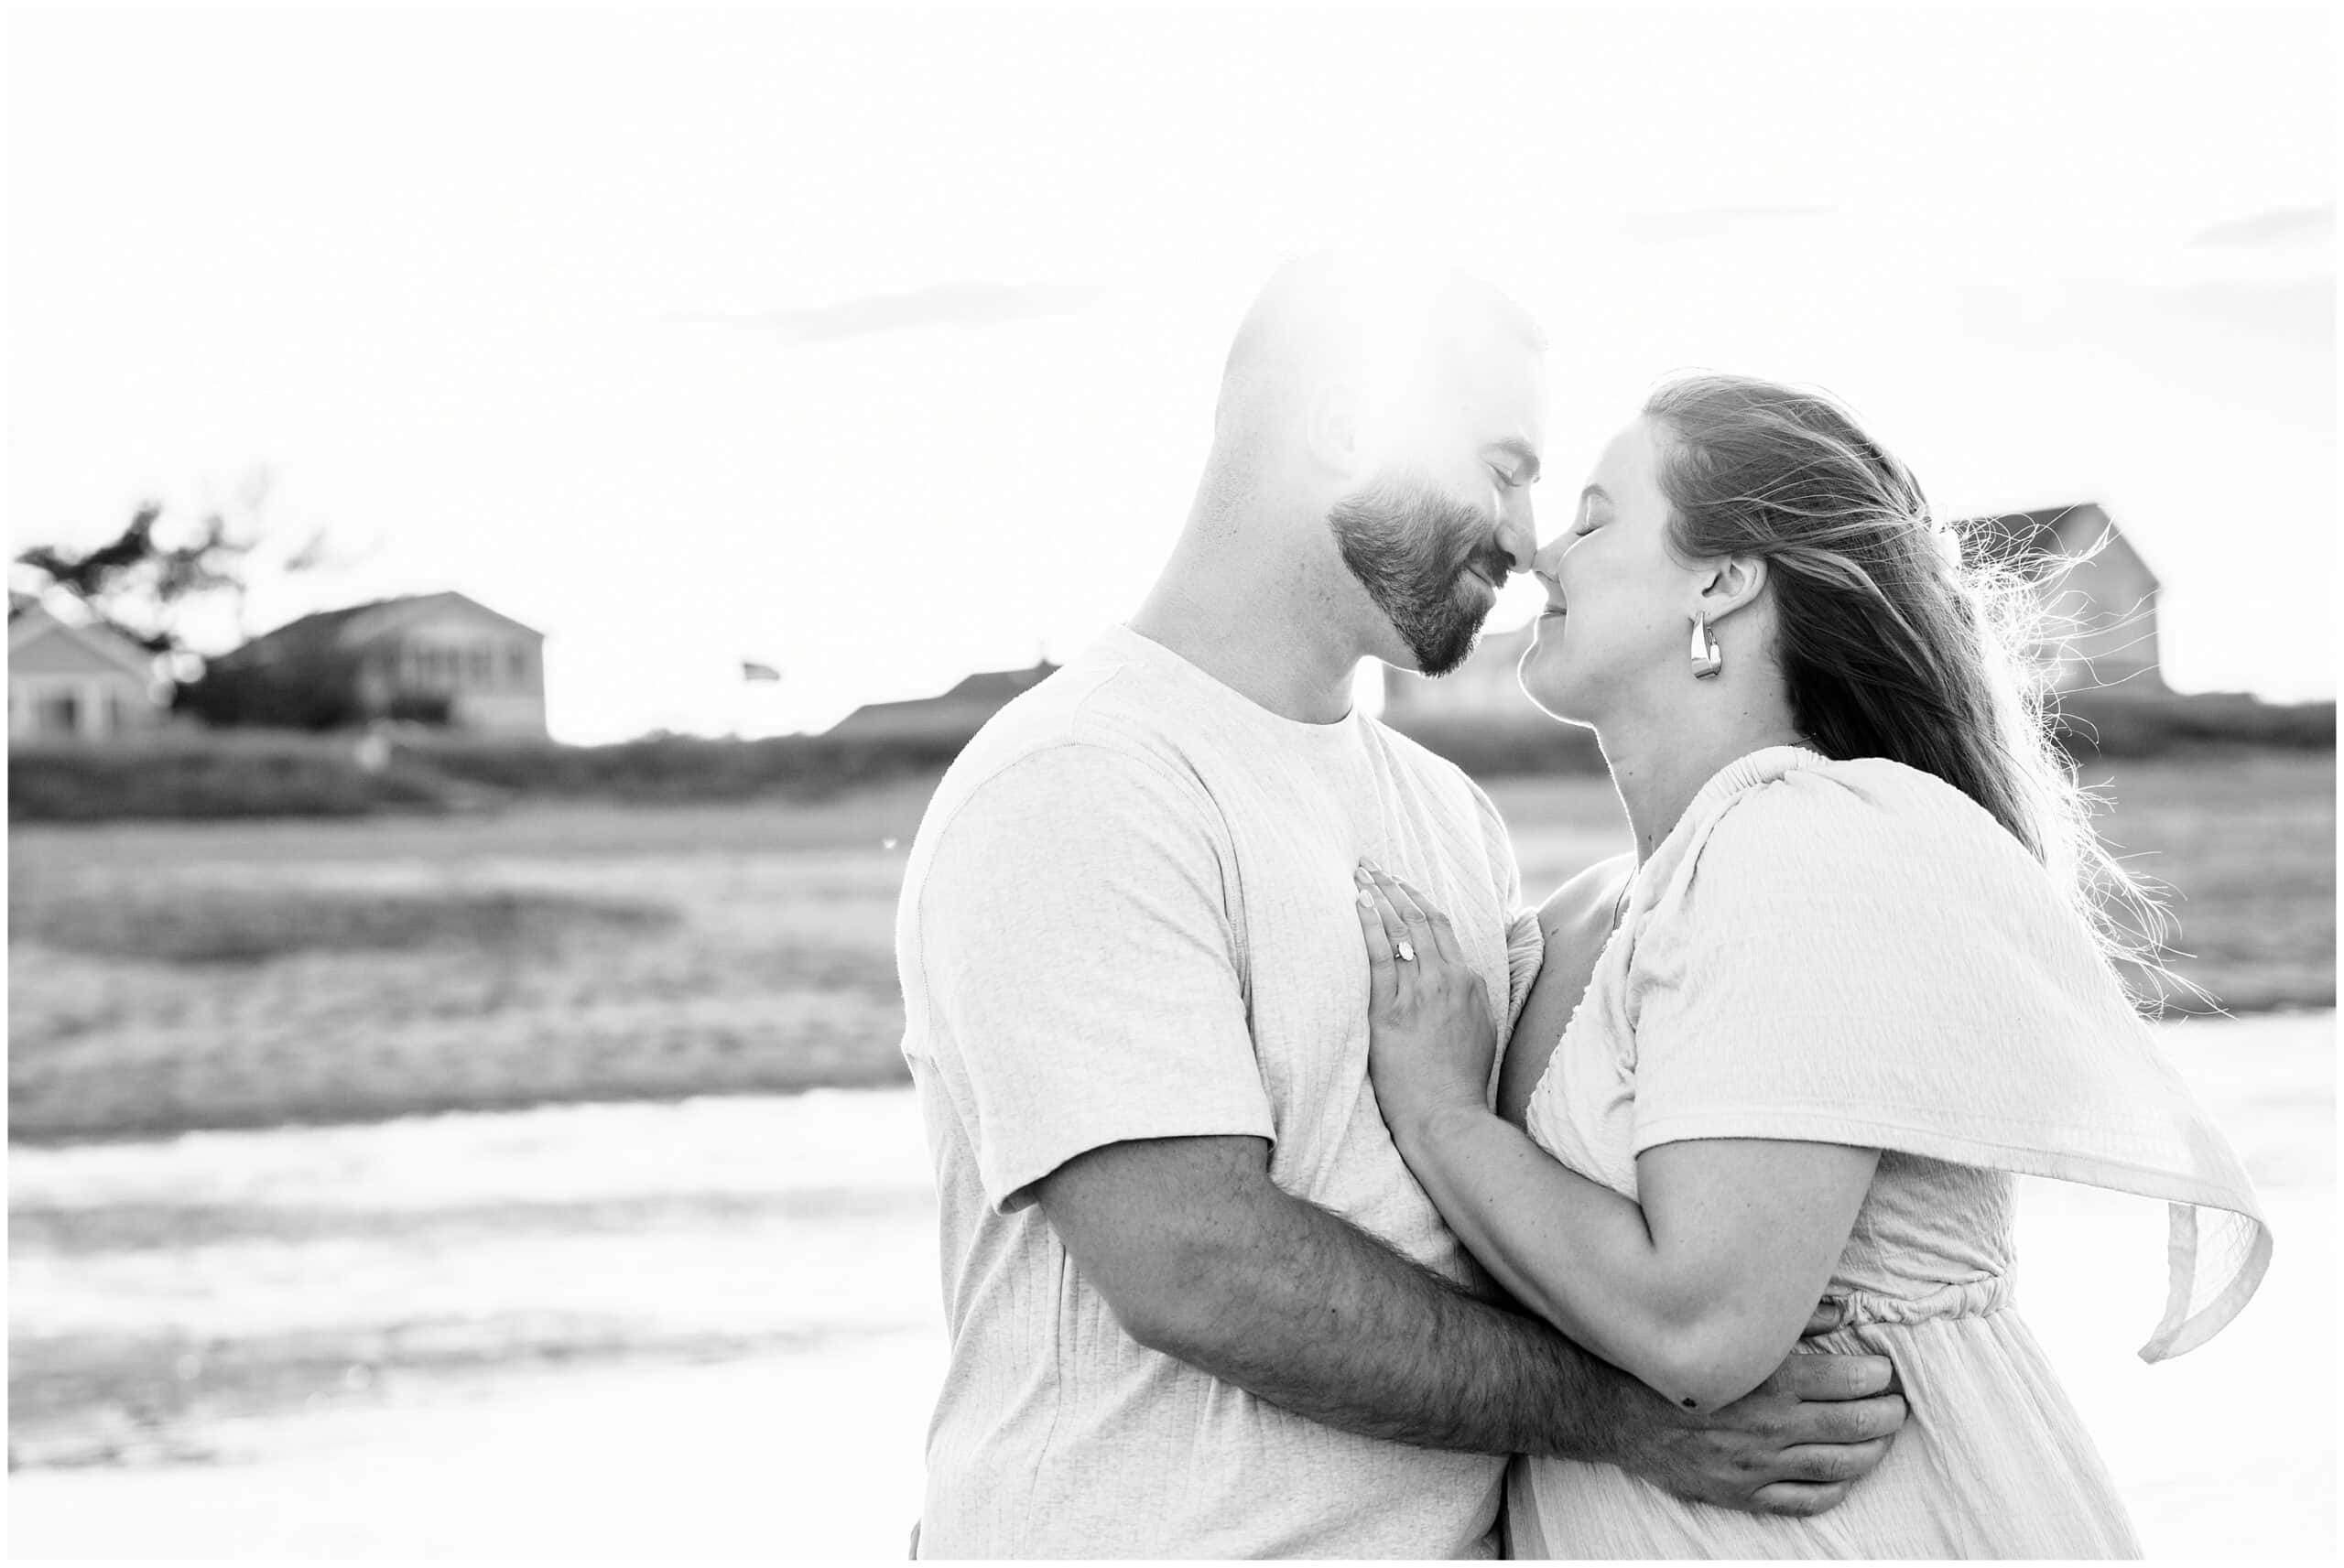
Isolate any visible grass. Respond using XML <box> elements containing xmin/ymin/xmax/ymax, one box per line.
<box><xmin>7</xmin><ymin>752</ymin><xmax>2332</xmax><ymax>1143</ymax></box>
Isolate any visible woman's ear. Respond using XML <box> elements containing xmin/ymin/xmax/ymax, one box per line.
<box><xmin>1697</xmin><ymin>554</ymin><xmax>1770</xmax><ymax>623</ymax></box>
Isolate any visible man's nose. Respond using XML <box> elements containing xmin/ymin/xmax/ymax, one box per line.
<box><xmin>1496</xmin><ymin>508</ymin><xmax>1537</xmax><ymax>574</ymax></box>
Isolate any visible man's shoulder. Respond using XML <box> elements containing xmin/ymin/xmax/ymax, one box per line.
<box><xmin>910</xmin><ymin>660</ymin><xmax>1220</xmax><ymax>877</ymax></box>
<box><xmin>950</xmin><ymin>652</ymin><xmax>1199</xmax><ymax>784</ymax></box>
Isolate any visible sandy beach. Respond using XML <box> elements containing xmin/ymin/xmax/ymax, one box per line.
<box><xmin>9</xmin><ymin>1011</ymin><xmax>2333</xmax><ymax>1560</ymax></box>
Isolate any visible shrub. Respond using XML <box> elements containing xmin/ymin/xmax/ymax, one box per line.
<box><xmin>16</xmin><ymin>690</ymin><xmax>2323</xmax><ymax>821</ymax></box>
<box><xmin>8</xmin><ymin>732</ymin><xmax>454</xmax><ymax>822</ymax></box>
<box><xmin>1387</xmin><ymin>691</ymin><xmax>2334</xmax><ymax>781</ymax></box>
<box><xmin>16</xmin><ymin>882</ymin><xmax>675</xmax><ymax>964</ymax></box>
<box><xmin>2047</xmin><ymin>689</ymin><xmax>2335</xmax><ymax>760</ymax></box>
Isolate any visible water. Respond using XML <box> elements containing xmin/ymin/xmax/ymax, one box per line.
<box><xmin>9</xmin><ymin>1013</ymin><xmax>2333</xmax><ymax>1560</ymax></box>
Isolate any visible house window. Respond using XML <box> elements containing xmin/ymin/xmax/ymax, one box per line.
<box><xmin>507</xmin><ymin>646</ymin><xmax>530</xmax><ymax>685</ymax></box>
<box><xmin>468</xmin><ymin>647</ymin><xmax>493</xmax><ymax>687</ymax></box>
<box><xmin>35</xmin><ymin>688</ymin><xmax>79</xmax><ymax>737</ymax></box>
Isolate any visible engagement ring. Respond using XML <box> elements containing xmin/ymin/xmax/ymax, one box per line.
<box><xmin>1394</xmin><ymin>940</ymin><xmax>1416</xmax><ymax>963</ymax></box>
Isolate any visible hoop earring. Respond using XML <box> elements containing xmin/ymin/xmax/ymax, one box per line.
<box><xmin>1689</xmin><ymin>612</ymin><xmax>1723</xmax><ymax>680</ymax></box>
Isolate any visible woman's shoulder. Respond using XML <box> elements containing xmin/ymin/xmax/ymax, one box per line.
<box><xmin>1685</xmin><ymin>752</ymin><xmax>2046</xmax><ymax>913</ymax></box>
<box><xmin>1538</xmin><ymin>849</ymin><xmax>1636</xmax><ymax>940</ymax></box>
<box><xmin>1714</xmin><ymin>752</ymin><xmax>2016</xmax><ymax>852</ymax></box>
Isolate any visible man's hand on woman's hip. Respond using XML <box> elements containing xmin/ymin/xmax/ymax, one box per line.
<box><xmin>1606</xmin><ymin>1347</ymin><xmax>1907</xmax><ymax>1516</ymax></box>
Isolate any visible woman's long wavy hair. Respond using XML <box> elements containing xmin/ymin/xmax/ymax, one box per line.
<box><xmin>1641</xmin><ymin>372</ymin><xmax>2179</xmax><ymax>1007</ymax></box>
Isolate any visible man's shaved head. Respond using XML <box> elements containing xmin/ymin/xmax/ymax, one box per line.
<box><xmin>1214</xmin><ymin>251</ymin><xmax>1547</xmax><ymax>452</ymax></box>
<box><xmin>1189</xmin><ymin>251</ymin><xmax>1550</xmax><ymax>678</ymax></box>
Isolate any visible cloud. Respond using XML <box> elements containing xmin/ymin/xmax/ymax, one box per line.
<box><xmin>1622</xmin><ymin>206</ymin><xmax>1836</xmax><ymax>241</ymax></box>
<box><xmin>2190</xmin><ymin>205</ymin><xmax>2335</xmax><ymax>248</ymax></box>
<box><xmin>699</xmin><ymin>282</ymin><xmax>1102</xmax><ymax>343</ymax></box>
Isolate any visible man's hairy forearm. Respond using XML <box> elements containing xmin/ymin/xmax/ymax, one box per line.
<box><xmin>1157</xmin><ymin>1180</ymin><xmax>1648</xmax><ymax>1459</ymax></box>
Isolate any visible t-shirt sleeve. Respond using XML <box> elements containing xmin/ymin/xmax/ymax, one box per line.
<box><xmin>1625</xmin><ymin>771</ymin><xmax>2122</xmax><ymax>1158</ymax></box>
<box><xmin>911</xmin><ymin>742</ymin><xmax>1275</xmax><ymax>1213</ymax></box>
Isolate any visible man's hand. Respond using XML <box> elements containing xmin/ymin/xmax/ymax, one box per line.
<box><xmin>1609</xmin><ymin>1347</ymin><xmax>1906</xmax><ymax>1516</ymax></box>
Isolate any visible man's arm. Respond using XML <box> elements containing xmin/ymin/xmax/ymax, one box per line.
<box><xmin>1036</xmin><ymin>1133</ymin><xmax>1906</xmax><ymax>1517</ymax></box>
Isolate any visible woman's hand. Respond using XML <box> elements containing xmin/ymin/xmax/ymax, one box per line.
<box><xmin>1354</xmin><ymin>862</ymin><xmax>1498</xmax><ymax>1141</ymax></box>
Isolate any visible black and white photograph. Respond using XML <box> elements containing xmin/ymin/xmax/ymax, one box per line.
<box><xmin>6</xmin><ymin>2</ymin><xmax>2335</xmax><ymax>1560</ymax></box>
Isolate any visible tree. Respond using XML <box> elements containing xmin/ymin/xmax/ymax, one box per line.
<box><xmin>13</xmin><ymin>469</ymin><xmax>347</xmax><ymax>681</ymax></box>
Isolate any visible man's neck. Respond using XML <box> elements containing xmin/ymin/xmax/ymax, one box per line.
<box><xmin>1128</xmin><ymin>500</ymin><xmax>1366</xmax><ymax>725</ymax></box>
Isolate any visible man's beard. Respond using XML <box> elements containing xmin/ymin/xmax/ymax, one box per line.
<box><xmin>1328</xmin><ymin>474</ymin><xmax>1510</xmax><ymax>677</ymax></box>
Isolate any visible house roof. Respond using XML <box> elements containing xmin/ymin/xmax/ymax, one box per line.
<box><xmin>222</xmin><ymin>591</ymin><xmax>543</xmax><ymax>667</ymax></box>
<box><xmin>935</xmin><ymin>662</ymin><xmax>1058</xmax><ymax>705</ymax></box>
<box><xmin>1960</xmin><ymin>502</ymin><xmax>2158</xmax><ymax>589</ymax></box>
<box><xmin>827</xmin><ymin>660</ymin><xmax>1058</xmax><ymax>736</ymax></box>
<box><xmin>5</xmin><ymin>601</ymin><xmax>162</xmax><ymax>682</ymax></box>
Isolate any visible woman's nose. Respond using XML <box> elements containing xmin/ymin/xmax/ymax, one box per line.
<box><xmin>1530</xmin><ymin>534</ymin><xmax>1569</xmax><ymax>578</ymax></box>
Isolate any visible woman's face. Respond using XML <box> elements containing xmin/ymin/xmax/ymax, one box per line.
<box><xmin>1517</xmin><ymin>416</ymin><xmax>1706</xmax><ymax>726</ymax></box>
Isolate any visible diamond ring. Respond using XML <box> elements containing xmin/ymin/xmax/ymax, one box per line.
<box><xmin>1394</xmin><ymin>939</ymin><xmax>1417</xmax><ymax>963</ymax></box>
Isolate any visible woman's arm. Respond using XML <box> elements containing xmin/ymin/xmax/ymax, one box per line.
<box><xmin>1355</xmin><ymin>864</ymin><xmax>1878</xmax><ymax>1413</ymax></box>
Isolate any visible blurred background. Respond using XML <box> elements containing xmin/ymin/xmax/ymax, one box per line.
<box><xmin>7</xmin><ymin>3</ymin><xmax>2334</xmax><ymax>1560</ymax></box>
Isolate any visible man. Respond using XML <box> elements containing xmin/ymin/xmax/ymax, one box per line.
<box><xmin>895</xmin><ymin>255</ymin><xmax>1907</xmax><ymax>1558</ymax></box>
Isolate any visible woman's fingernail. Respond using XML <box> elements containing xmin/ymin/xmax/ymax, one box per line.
<box><xmin>1357</xmin><ymin>888</ymin><xmax>1375</xmax><ymax>909</ymax></box>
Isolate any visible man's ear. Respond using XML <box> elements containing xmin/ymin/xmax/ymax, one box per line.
<box><xmin>1696</xmin><ymin>554</ymin><xmax>1770</xmax><ymax>622</ymax></box>
<box><xmin>1306</xmin><ymin>381</ymin><xmax>1368</xmax><ymax>480</ymax></box>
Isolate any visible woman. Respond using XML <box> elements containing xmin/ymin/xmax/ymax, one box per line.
<box><xmin>1352</xmin><ymin>373</ymin><xmax>2270</xmax><ymax>1558</ymax></box>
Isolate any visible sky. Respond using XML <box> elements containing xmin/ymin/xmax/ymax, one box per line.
<box><xmin>6</xmin><ymin>3</ymin><xmax>2335</xmax><ymax>743</ymax></box>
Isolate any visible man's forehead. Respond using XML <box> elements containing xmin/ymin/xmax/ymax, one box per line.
<box><xmin>1434</xmin><ymin>333</ymin><xmax>1546</xmax><ymax>422</ymax></box>
<box><xmin>1475</xmin><ymin>360</ymin><xmax>1549</xmax><ymax>457</ymax></box>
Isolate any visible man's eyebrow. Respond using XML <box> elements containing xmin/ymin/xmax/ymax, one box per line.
<box><xmin>1488</xmin><ymin>438</ymin><xmax>1543</xmax><ymax>480</ymax></box>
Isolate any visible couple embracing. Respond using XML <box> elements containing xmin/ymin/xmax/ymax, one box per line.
<box><xmin>895</xmin><ymin>256</ymin><xmax>2270</xmax><ymax>1559</ymax></box>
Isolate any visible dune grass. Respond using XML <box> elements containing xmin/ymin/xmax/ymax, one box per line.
<box><xmin>7</xmin><ymin>752</ymin><xmax>2329</xmax><ymax>1142</ymax></box>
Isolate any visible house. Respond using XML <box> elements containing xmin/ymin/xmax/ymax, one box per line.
<box><xmin>7</xmin><ymin>597</ymin><xmax>169</xmax><ymax>742</ymax></box>
<box><xmin>827</xmin><ymin>660</ymin><xmax>1058</xmax><ymax>741</ymax></box>
<box><xmin>206</xmin><ymin>590</ymin><xmax>548</xmax><ymax>736</ymax></box>
<box><xmin>1385</xmin><ymin>500</ymin><xmax>2164</xmax><ymax>722</ymax></box>
<box><xmin>1975</xmin><ymin>502</ymin><xmax>2165</xmax><ymax>694</ymax></box>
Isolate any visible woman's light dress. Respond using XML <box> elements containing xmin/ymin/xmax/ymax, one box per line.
<box><xmin>1505</xmin><ymin>747</ymin><xmax>2271</xmax><ymax>1560</ymax></box>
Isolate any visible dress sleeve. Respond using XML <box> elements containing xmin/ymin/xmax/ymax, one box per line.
<box><xmin>1625</xmin><ymin>768</ymin><xmax>2148</xmax><ymax>1160</ymax></box>
<box><xmin>1619</xmin><ymin>758</ymin><xmax>2269</xmax><ymax>1362</ymax></box>
<box><xmin>910</xmin><ymin>742</ymin><xmax>1275</xmax><ymax>1214</ymax></box>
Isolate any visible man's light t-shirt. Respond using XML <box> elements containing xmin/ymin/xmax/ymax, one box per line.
<box><xmin>897</xmin><ymin>624</ymin><xmax>1543</xmax><ymax>1559</ymax></box>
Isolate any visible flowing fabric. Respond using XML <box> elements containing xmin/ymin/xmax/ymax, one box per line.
<box><xmin>1564</xmin><ymin>745</ymin><xmax>2268</xmax><ymax>1358</ymax></box>
<box><xmin>1508</xmin><ymin>746</ymin><xmax>2271</xmax><ymax>1559</ymax></box>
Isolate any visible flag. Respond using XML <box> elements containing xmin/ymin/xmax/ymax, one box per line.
<box><xmin>741</xmin><ymin>660</ymin><xmax>780</xmax><ymax>682</ymax></box>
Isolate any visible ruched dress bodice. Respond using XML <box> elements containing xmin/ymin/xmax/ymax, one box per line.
<box><xmin>1514</xmin><ymin>1110</ymin><xmax>2139</xmax><ymax>1556</ymax></box>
